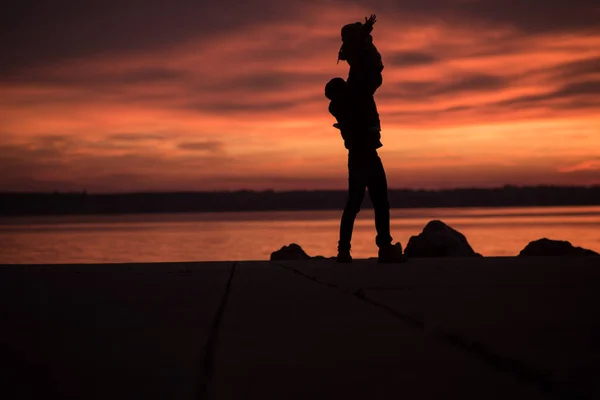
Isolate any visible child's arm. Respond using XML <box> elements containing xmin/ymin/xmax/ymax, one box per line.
<box><xmin>329</xmin><ymin>103</ymin><xmax>342</xmax><ymax>129</ymax></box>
<box><xmin>361</xmin><ymin>14</ymin><xmax>376</xmax><ymax>37</ymax></box>
<box><xmin>329</xmin><ymin>102</ymin><xmax>353</xmax><ymax>132</ymax></box>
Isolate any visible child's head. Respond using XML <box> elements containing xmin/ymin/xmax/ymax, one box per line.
<box><xmin>341</xmin><ymin>22</ymin><xmax>362</xmax><ymax>43</ymax></box>
<box><xmin>325</xmin><ymin>77</ymin><xmax>347</xmax><ymax>100</ymax></box>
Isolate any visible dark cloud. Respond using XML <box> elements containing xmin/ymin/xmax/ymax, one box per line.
<box><xmin>35</xmin><ymin>135</ymin><xmax>76</xmax><ymax>147</ymax></box>
<box><xmin>2</xmin><ymin>0</ymin><xmax>598</xmax><ymax>76</ymax></box>
<box><xmin>215</xmin><ymin>175</ymin><xmax>345</xmax><ymax>190</ymax></box>
<box><xmin>0</xmin><ymin>143</ymin><xmax>70</xmax><ymax>181</ymax></box>
<box><xmin>498</xmin><ymin>80</ymin><xmax>600</xmax><ymax>107</ymax></box>
<box><xmin>383</xmin><ymin>105</ymin><xmax>485</xmax><ymax>125</ymax></box>
<box><xmin>381</xmin><ymin>79</ymin><xmax>600</xmax><ymax>126</ymax></box>
<box><xmin>0</xmin><ymin>139</ymin><xmax>72</xmax><ymax>163</ymax></box>
<box><xmin>177</xmin><ymin>141</ymin><xmax>222</xmax><ymax>151</ymax></box>
<box><xmin>188</xmin><ymin>100</ymin><xmax>297</xmax><ymax>113</ymax></box>
<box><xmin>552</xmin><ymin>57</ymin><xmax>600</xmax><ymax>79</ymax></box>
<box><xmin>386</xmin><ymin>51</ymin><xmax>439</xmax><ymax>67</ymax></box>
<box><xmin>384</xmin><ymin>79</ymin><xmax>600</xmax><ymax>123</ymax></box>
<box><xmin>186</xmin><ymin>93</ymin><xmax>323</xmax><ymax>114</ymax></box>
<box><xmin>0</xmin><ymin>0</ymin><xmax>301</xmax><ymax>74</ymax></box>
<box><xmin>30</xmin><ymin>134</ymin><xmax>146</xmax><ymax>152</ymax></box>
<box><xmin>459</xmin><ymin>0</ymin><xmax>600</xmax><ymax>33</ymax></box>
<box><xmin>383</xmin><ymin>73</ymin><xmax>507</xmax><ymax>99</ymax></box>
<box><xmin>110</xmin><ymin>133</ymin><xmax>166</xmax><ymax>141</ymax></box>
<box><xmin>5</xmin><ymin>67</ymin><xmax>329</xmax><ymax>112</ymax></box>
<box><xmin>442</xmin><ymin>75</ymin><xmax>507</xmax><ymax>93</ymax></box>
<box><xmin>555</xmin><ymin>81</ymin><xmax>600</xmax><ymax>98</ymax></box>
<box><xmin>0</xmin><ymin>139</ymin><xmax>234</xmax><ymax>192</ymax></box>
<box><xmin>222</xmin><ymin>71</ymin><xmax>332</xmax><ymax>93</ymax></box>
<box><xmin>5</xmin><ymin>67</ymin><xmax>189</xmax><ymax>86</ymax></box>
<box><xmin>91</xmin><ymin>67</ymin><xmax>187</xmax><ymax>85</ymax></box>
<box><xmin>356</xmin><ymin>0</ymin><xmax>600</xmax><ymax>34</ymax></box>
<box><xmin>444</xmin><ymin>105</ymin><xmax>474</xmax><ymax>113</ymax></box>
<box><xmin>559</xmin><ymin>169</ymin><xmax>600</xmax><ymax>181</ymax></box>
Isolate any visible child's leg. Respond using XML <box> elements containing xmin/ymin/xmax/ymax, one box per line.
<box><xmin>365</xmin><ymin>153</ymin><xmax>393</xmax><ymax>248</ymax></box>
<box><xmin>338</xmin><ymin>155</ymin><xmax>367</xmax><ymax>251</ymax></box>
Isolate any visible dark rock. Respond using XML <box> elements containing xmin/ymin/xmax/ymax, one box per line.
<box><xmin>518</xmin><ymin>238</ymin><xmax>599</xmax><ymax>257</ymax></box>
<box><xmin>270</xmin><ymin>243</ymin><xmax>312</xmax><ymax>261</ymax></box>
<box><xmin>405</xmin><ymin>220</ymin><xmax>479</xmax><ymax>257</ymax></box>
<box><xmin>378</xmin><ymin>242</ymin><xmax>407</xmax><ymax>263</ymax></box>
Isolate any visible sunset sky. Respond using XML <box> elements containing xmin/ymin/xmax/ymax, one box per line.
<box><xmin>2</xmin><ymin>0</ymin><xmax>600</xmax><ymax>192</ymax></box>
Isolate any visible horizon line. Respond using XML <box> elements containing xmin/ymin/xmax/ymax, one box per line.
<box><xmin>2</xmin><ymin>184</ymin><xmax>600</xmax><ymax>195</ymax></box>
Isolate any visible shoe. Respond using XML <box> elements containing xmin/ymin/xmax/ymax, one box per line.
<box><xmin>378</xmin><ymin>242</ymin><xmax>407</xmax><ymax>263</ymax></box>
<box><xmin>336</xmin><ymin>249</ymin><xmax>353</xmax><ymax>263</ymax></box>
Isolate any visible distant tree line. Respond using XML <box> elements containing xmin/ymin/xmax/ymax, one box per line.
<box><xmin>1</xmin><ymin>185</ymin><xmax>600</xmax><ymax>216</ymax></box>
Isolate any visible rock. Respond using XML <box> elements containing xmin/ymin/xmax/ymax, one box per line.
<box><xmin>518</xmin><ymin>238</ymin><xmax>599</xmax><ymax>257</ymax></box>
<box><xmin>270</xmin><ymin>243</ymin><xmax>312</xmax><ymax>261</ymax></box>
<box><xmin>378</xmin><ymin>242</ymin><xmax>407</xmax><ymax>263</ymax></box>
<box><xmin>405</xmin><ymin>220</ymin><xmax>479</xmax><ymax>257</ymax></box>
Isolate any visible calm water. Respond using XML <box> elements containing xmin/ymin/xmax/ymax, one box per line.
<box><xmin>1</xmin><ymin>206</ymin><xmax>599</xmax><ymax>264</ymax></box>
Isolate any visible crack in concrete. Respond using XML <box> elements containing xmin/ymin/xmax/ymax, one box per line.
<box><xmin>196</xmin><ymin>261</ymin><xmax>237</xmax><ymax>400</ymax></box>
<box><xmin>272</xmin><ymin>261</ymin><xmax>590</xmax><ymax>400</ymax></box>
<box><xmin>362</xmin><ymin>283</ymin><xmax>589</xmax><ymax>291</ymax></box>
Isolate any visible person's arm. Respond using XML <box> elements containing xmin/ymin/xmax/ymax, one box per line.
<box><xmin>361</xmin><ymin>14</ymin><xmax>376</xmax><ymax>37</ymax></box>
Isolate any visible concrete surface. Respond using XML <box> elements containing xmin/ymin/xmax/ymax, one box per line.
<box><xmin>1</xmin><ymin>257</ymin><xmax>599</xmax><ymax>399</ymax></box>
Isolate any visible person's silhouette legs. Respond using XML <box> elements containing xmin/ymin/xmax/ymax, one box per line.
<box><xmin>338</xmin><ymin>149</ymin><xmax>398</xmax><ymax>262</ymax></box>
<box><xmin>337</xmin><ymin>155</ymin><xmax>367</xmax><ymax>262</ymax></box>
<box><xmin>365</xmin><ymin>152</ymin><xmax>392</xmax><ymax>248</ymax></box>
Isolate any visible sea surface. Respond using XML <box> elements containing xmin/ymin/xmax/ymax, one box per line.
<box><xmin>1</xmin><ymin>206</ymin><xmax>599</xmax><ymax>264</ymax></box>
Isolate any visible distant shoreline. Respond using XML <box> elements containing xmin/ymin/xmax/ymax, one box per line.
<box><xmin>2</xmin><ymin>185</ymin><xmax>600</xmax><ymax>216</ymax></box>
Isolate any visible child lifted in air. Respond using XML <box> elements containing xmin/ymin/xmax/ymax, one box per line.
<box><xmin>326</xmin><ymin>77</ymin><xmax>382</xmax><ymax>151</ymax></box>
<box><xmin>337</xmin><ymin>14</ymin><xmax>384</xmax><ymax>134</ymax></box>
<box><xmin>337</xmin><ymin>14</ymin><xmax>384</xmax><ymax>96</ymax></box>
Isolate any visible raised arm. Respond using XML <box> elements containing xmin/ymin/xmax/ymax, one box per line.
<box><xmin>362</xmin><ymin>14</ymin><xmax>376</xmax><ymax>36</ymax></box>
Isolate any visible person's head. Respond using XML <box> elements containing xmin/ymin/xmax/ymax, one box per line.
<box><xmin>325</xmin><ymin>77</ymin><xmax>347</xmax><ymax>100</ymax></box>
<box><xmin>341</xmin><ymin>22</ymin><xmax>362</xmax><ymax>43</ymax></box>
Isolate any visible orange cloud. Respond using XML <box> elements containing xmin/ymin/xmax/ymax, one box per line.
<box><xmin>559</xmin><ymin>159</ymin><xmax>600</xmax><ymax>173</ymax></box>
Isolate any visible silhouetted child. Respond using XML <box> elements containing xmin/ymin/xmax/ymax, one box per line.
<box><xmin>337</xmin><ymin>14</ymin><xmax>384</xmax><ymax>97</ymax></box>
<box><xmin>325</xmin><ymin>77</ymin><xmax>404</xmax><ymax>263</ymax></box>
<box><xmin>326</xmin><ymin>77</ymin><xmax>382</xmax><ymax>150</ymax></box>
<box><xmin>337</xmin><ymin>13</ymin><xmax>384</xmax><ymax>142</ymax></box>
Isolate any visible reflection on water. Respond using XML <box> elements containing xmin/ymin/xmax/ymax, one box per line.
<box><xmin>1</xmin><ymin>206</ymin><xmax>599</xmax><ymax>264</ymax></box>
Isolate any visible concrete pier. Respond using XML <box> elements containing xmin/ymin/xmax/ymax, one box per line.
<box><xmin>1</xmin><ymin>257</ymin><xmax>598</xmax><ymax>399</ymax></box>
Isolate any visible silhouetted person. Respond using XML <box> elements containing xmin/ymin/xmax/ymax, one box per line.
<box><xmin>337</xmin><ymin>14</ymin><xmax>384</xmax><ymax>130</ymax></box>
<box><xmin>325</xmin><ymin>78</ymin><xmax>404</xmax><ymax>263</ymax></box>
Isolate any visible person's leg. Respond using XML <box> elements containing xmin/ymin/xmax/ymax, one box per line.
<box><xmin>338</xmin><ymin>154</ymin><xmax>367</xmax><ymax>254</ymax></box>
<box><xmin>365</xmin><ymin>152</ymin><xmax>392</xmax><ymax>248</ymax></box>
<box><xmin>366</xmin><ymin>152</ymin><xmax>406</xmax><ymax>262</ymax></box>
